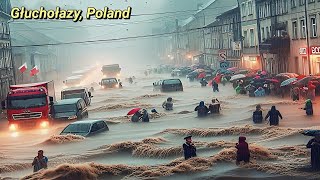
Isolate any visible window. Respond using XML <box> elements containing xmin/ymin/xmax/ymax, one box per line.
<box><xmin>241</xmin><ymin>3</ymin><xmax>246</xmax><ymax>17</ymax></box>
<box><xmin>244</xmin><ymin>30</ymin><xmax>248</xmax><ymax>47</ymax></box>
<box><xmin>266</xmin><ymin>27</ymin><xmax>270</xmax><ymax>38</ymax></box>
<box><xmin>283</xmin><ymin>0</ymin><xmax>288</xmax><ymax>13</ymax></box>
<box><xmin>311</xmin><ymin>17</ymin><xmax>317</xmax><ymax>37</ymax></box>
<box><xmin>309</xmin><ymin>0</ymin><xmax>315</xmax><ymax>3</ymax></box>
<box><xmin>301</xmin><ymin>19</ymin><xmax>306</xmax><ymax>38</ymax></box>
<box><xmin>291</xmin><ymin>0</ymin><xmax>296</xmax><ymax>7</ymax></box>
<box><xmin>248</xmin><ymin>1</ymin><xmax>253</xmax><ymax>15</ymax></box>
<box><xmin>292</xmin><ymin>21</ymin><xmax>298</xmax><ymax>39</ymax></box>
<box><xmin>299</xmin><ymin>0</ymin><xmax>305</xmax><ymax>5</ymax></box>
<box><xmin>250</xmin><ymin>29</ymin><xmax>255</xmax><ymax>47</ymax></box>
<box><xmin>261</xmin><ymin>27</ymin><xmax>265</xmax><ymax>40</ymax></box>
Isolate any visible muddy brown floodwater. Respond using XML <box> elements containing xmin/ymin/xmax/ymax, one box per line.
<box><xmin>0</xmin><ymin>73</ymin><xmax>319</xmax><ymax>180</ymax></box>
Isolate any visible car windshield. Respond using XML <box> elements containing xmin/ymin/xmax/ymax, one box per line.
<box><xmin>62</xmin><ymin>123</ymin><xmax>91</xmax><ymax>134</ymax></box>
<box><xmin>163</xmin><ymin>79</ymin><xmax>181</xmax><ymax>85</ymax></box>
<box><xmin>63</xmin><ymin>93</ymin><xmax>84</xmax><ymax>99</ymax></box>
<box><xmin>7</xmin><ymin>95</ymin><xmax>47</xmax><ymax>109</ymax></box>
<box><xmin>102</xmin><ymin>79</ymin><xmax>117</xmax><ymax>84</ymax></box>
<box><xmin>54</xmin><ymin>104</ymin><xmax>77</xmax><ymax>113</ymax></box>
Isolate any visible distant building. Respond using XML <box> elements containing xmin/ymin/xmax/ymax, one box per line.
<box><xmin>11</xmin><ymin>23</ymin><xmax>60</xmax><ymax>83</ymax></box>
<box><xmin>0</xmin><ymin>0</ymin><xmax>15</xmax><ymax>100</ymax></box>
<box><xmin>205</xmin><ymin>7</ymin><xmax>242</xmax><ymax>69</ymax></box>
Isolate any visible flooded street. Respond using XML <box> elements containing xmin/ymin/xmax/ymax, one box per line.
<box><xmin>0</xmin><ymin>73</ymin><xmax>319</xmax><ymax>179</ymax></box>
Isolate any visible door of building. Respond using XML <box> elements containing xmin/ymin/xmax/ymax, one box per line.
<box><xmin>294</xmin><ymin>57</ymin><xmax>299</xmax><ymax>73</ymax></box>
<box><xmin>302</xmin><ymin>57</ymin><xmax>309</xmax><ymax>75</ymax></box>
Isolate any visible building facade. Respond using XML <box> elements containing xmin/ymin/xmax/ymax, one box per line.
<box><xmin>0</xmin><ymin>0</ymin><xmax>15</xmax><ymax>100</ymax></box>
<box><xmin>239</xmin><ymin>0</ymin><xmax>262</xmax><ymax>70</ymax></box>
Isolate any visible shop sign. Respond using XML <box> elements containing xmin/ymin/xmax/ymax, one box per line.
<box><xmin>311</xmin><ymin>46</ymin><xmax>320</xmax><ymax>55</ymax></box>
<box><xmin>299</xmin><ymin>48</ymin><xmax>307</xmax><ymax>55</ymax></box>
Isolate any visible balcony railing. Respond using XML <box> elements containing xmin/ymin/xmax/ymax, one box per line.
<box><xmin>259</xmin><ymin>36</ymin><xmax>290</xmax><ymax>54</ymax></box>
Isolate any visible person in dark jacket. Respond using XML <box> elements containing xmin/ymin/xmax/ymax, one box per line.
<box><xmin>162</xmin><ymin>97</ymin><xmax>173</xmax><ymax>111</ymax></box>
<box><xmin>236</xmin><ymin>136</ymin><xmax>250</xmax><ymax>165</ymax></box>
<box><xmin>141</xmin><ymin>109</ymin><xmax>149</xmax><ymax>122</ymax></box>
<box><xmin>253</xmin><ymin>104</ymin><xmax>263</xmax><ymax>123</ymax></box>
<box><xmin>307</xmin><ymin>135</ymin><xmax>320</xmax><ymax>170</ymax></box>
<box><xmin>304</xmin><ymin>99</ymin><xmax>313</xmax><ymax>116</ymax></box>
<box><xmin>194</xmin><ymin>101</ymin><xmax>209</xmax><ymax>117</ymax></box>
<box><xmin>265</xmin><ymin>106</ymin><xmax>283</xmax><ymax>126</ymax></box>
<box><xmin>200</xmin><ymin>78</ymin><xmax>208</xmax><ymax>87</ymax></box>
<box><xmin>212</xmin><ymin>81</ymin><xmax>219</xmax><ymax>92</ymax></box>
<box><xmin>183</xmin><ymin>135</ymin><xmax>197</xmax><ymax>160</ymax></box>
<box><xmin>131</xmin><ymin>111</ymin><xmax>142</xmax><ymax>122</ymax></box>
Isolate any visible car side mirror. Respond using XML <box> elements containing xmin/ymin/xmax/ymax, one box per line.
<box><xmin>153</xmin><ymin>83</ymin><xmax>155</xmax><ymax>86</ymax></box>
<box><xmin>1</xmin><ymin>100</ymin><xmax>6</xmax><ymax>110</ymax></box>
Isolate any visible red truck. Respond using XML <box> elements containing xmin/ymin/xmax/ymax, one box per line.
<box><xmin>2</xmin><ymin>81</ymin><xmax>55</xmax><ymax>131</ymax></box>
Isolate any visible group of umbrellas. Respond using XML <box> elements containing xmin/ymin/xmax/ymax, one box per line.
<box><xmin>224</xmin><ymin>68</ymin><xmax>320</xmax><ymax>87</ymax></box>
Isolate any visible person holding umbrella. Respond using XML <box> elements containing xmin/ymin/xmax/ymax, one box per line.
<box><xmin>307</xmin><ymin>135</ymin><xmax>320</xmax><ymax>170</ymax></box>
<box><xmin>303</xmin><ymin>99</ymin><xmax>313</xmax><ymax>116</ymax></box>
<box><xmin>127</xmin><ymin>108</ymin><xmax>143</xmax><ymax>122</ymax></box>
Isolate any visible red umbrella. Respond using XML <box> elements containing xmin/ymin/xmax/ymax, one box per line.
<box><xmin>296</xmin><ymin>74</ymin><xmax>306</xmax><ymax>80</ymax></box>
<box><xmin>266</xmin><ymin>79</ymin><xmax>279</xmax><ymax>83</ymax></box>
<box><xmin>198</xmin><ymin>72</ymin><xmax>206</xmax><ymax>79</ymax></box>
<box><xmin>127</xmin><ymin>108</ymin><xmax>141</xmax><ymax>115</ymax></box>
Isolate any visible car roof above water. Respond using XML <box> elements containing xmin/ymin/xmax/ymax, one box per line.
<box><xmin>69</xmin><ymin>119</ymin><xmax>104</xmax><ymax>125</ymax></box>
<box><xmin>62</xmin><ymin>87</ymin><xmax>87</xmax><ymax>91</ymax></box>
<box><xmin>54</xmin><ymin>98</ymin><xmax>82</xmax><ymax>105</ymax></box>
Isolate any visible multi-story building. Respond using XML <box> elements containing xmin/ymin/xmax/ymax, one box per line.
<box><xmin>177</xmin><ymin>0</ymin><xmax>238</xmax><ymax>66</ymax></box>
<box><xmin>0</xmin><ymin>0</ymin><xmax>15</xmax><ymax>100</ymax></box>
<box><xmin>205</xmin><ymin>7</ymin><xmax>242</xmax><ymax>69</ymax></box>
<box><xmin>284</xmin><ymin>0</ymin><xmax>320</xmax><ymax>75</ymax></box>
<box><xmin>257</xmin><ymin>0</ymin><xmax>290</xmax><ymax>74</ymax></box>
<box><xmin>239</xmin><ymin>0</ymin><xmax>262</xmax><ymax>69</ymax></box>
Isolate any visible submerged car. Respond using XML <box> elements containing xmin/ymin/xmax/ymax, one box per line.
<box><xmin>60</xmin><ymin>120</ymin><xmax>109</xmax><ymax>137</ymax></box>
<box><xmin>99</xmin><ymin>78</ymin><xmax>121</xmax><ymax>89</ymax></box>
<box><xmin>153</xmin><ymin>79</ymin><xmax>183</xmax><ymax>92</ymax></box>
<box><xmin>52</xmin><ymin>98</ymin><xmax>88</xmax><ymax>121</ymax></box>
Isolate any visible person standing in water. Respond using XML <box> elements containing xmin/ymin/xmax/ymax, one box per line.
<box><xmin>32</xmin><ymin>150</ymin><xmax>48</xmax><ymax>172</ymax></box>
<box><xmin>253</xmin><ymin>104</ymin><xmax>263</xmax><ymax>123</ymax></box>
<box><xmin>194</xmin><ymin>101</ymin><xmax>209</xmax><ymax>117</ymax></box>
<box><xmin>265</xmin><ymin>106</ymin><xmax>283</xmax><ymax>126</ymax></box>
<box><xmin>304</xmin><ymin>99</ymin><xmax>313</xmax><ymax>116</ymax></box>
<box><xmin>307</xmin><ymin>135</ymin><xmax>320</xmax><ymax>170</ymax></box>
<box><xmin>236</xmin><ymin>136</ymin><xmax>250</xmax><ymax>165</ymax></box>
<box><xmin>183</xmin><ymin>135</ymin><xmax>197</xmax><ymax>160</ymax></box>
<box><xmin>162</xmin><ymin>97</ymin><xmax>173</xmax><ymax>111</ymax></box>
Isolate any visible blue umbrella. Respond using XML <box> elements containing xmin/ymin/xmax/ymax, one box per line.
<box><xmin>280</xmin><ymin>78</ymin><xmax>297</xmax><ymax>87</ymax></box>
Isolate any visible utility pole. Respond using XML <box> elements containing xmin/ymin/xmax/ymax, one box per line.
<box><xmin>203</xmin><ymin>13</ymin><xmax>206</xmax><ymax>65</ymax></box>
<box><xmin>305</xmin><ymin>0</ymin><xmax>312</xmax><ymax>74</ymax></box>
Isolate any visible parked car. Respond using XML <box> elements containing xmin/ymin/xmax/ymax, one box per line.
<box><xmin>60</xmin><ymin>120</ymin><xmax>109</xmax><ymax>137</ymax></box>
<box><xmin>52</xmin><ymin>98</ymin><xmax>88</xmax><ymax>121</ymax></box>
<box><xmin>153</xmin><ymin>79</ymin><xmax>183</xmax><ymax>92</ymax></box>
<box><xmin>61</xmin><ymin>87</ymin><xmax>92</xmax><ymax>106</ymax></box>
<box><xmin>99</xmin><ymin>78</ymin><xmax>120</xmax><ymax>89</ymax></box>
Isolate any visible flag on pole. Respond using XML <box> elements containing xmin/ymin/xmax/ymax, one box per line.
<box><xmin>30</xmin><ymin>66</ymin><xmax>39</xmax><ymax>76</ymax></box>
<box><xmin>18</xmin><ymin>62</ymin><xmax>27</xmax><ymax>73</ymax></box>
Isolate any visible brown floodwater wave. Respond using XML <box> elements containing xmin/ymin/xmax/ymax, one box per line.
<box><xmin>89</xmin><ymin>103</ymin><xmax>153</xmax><ymax>112</ymax></box>
<box><xmin>41</xmin><ymin>134</ymin><xmax>85</xmax><ymax>145</ymax></box>
<box><xmin>133</xmin><ymin>94</ymin><xmax>164</xmax><ymax>99</ymax></box>
<box><xmin>0</xmin><ymin>163</ymin><xmax>31</xmax><ymax>174</ymax></box>
<box><xmin>23</xmin><ymin>142</ymin><xmax>315</xmax><ymax>180</ymax></box>
<box><xmin>161</xmin><ymin>125</ymin><xmax>303</xmax><ymax>141</ymax></box>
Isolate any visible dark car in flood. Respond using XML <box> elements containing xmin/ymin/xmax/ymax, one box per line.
<box><xmin>99</xmin><ymin>78</ymin><xmax>120</xmax><ymax>89</ymax></box>
<box><xmin>153</xmin><ymin>79</ymin><xmax>183</xmax><ymax>92</ymax></box>
<box><xmin>60</xmin><ymin>120</ymin><xmax>109</xmax><ymax>137</ymax></box>
<box><xmin>52</xmin><ymin>98</ymin><xmax>88</xmax><ymax>121</ymax></box>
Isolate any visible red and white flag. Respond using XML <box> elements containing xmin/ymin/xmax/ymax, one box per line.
<box><xmin>30</xmin><ymin>66</ymin><xmax>39</xmax><ymax>76</ymax></box>
<box><xmin>18</xmin><ymin>62</ymin><xmax>27</xmax><ymax>73</ymax></box>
